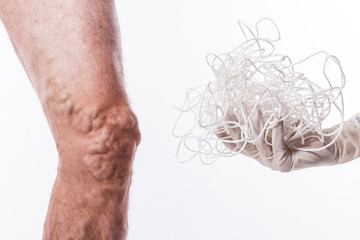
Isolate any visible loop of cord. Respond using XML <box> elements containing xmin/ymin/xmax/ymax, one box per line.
<box><xmin>173</xmin><ymin>18</ymin><xmax>345</xmax><ymax>164</ymax></box>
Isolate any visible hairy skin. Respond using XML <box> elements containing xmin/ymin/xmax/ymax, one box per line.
<box><xmin>0</xmin><ymin>0</ymin><xmax>139</xmax><ymax>239</ymax></box>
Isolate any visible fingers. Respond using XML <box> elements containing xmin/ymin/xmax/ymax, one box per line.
<box><xmin>219</xmin><ymin>106</ymin><xmax>295</xmax><ymax>172</ymax></box>
<box><xmin>250</xmin><ymin>107</ymin><xmax>273</xmax><ymax>162</ymax></box>
<box><xmin>224</xmin><ymin>111</ymin><xmax>258</xmax><ymax>156</ymax></box>
<box><xmin>224</xmin><ymin>111</ymin><xmax>242</xmax><ymax>141</ymax></box>
<box><xmin>272</xmin><ymin>120</ymin><xmax>294</xmax><ymax>172</ymax></box>
<box><xmin>272</xmin><ymin>119</ymin><xmax>285</xmax><ymax>151</ymax></box>
<box><xmin>215</xmin><ymin>127</ymin><xmax>237</xmax><ymax>151</ymax></box>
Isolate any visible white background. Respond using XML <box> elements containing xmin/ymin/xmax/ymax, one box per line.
<box><xmin>1</xmin><ymin>0</ymin><xmax>360</xmax><ymax>239</ymax></box>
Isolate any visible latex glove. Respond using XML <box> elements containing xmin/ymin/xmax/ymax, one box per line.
<box><xmin>217</xmin><ymin>108</ymin><xmax>360</xmax><ymax>172</ymax></box>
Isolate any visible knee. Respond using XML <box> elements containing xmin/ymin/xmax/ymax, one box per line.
<box><xmin>82</xmin><ymin>105</ymin><xmax>141</xmax><ymax>181</ymax></box>
<box><xmin>42</xmin><ymin>80</ymin><xmax>141</xmax><ymax>181</ymax></box>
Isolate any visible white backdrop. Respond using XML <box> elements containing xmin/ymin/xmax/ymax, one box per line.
<box><xmin>1</xmin><ymin>0</ymin><xmax>360</xmax><ymax>239</ymax></box>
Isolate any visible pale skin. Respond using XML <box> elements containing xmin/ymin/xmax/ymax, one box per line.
<box><xmin>0</xmin><ymin>0</ymin><xmax>140</xmax><ymax>239</ymax></box>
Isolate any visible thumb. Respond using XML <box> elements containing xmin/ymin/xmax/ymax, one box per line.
<box><xmin>272</xmin><ymin>120</ymin><xmax>294</xmax><ymax>172</ymax></box>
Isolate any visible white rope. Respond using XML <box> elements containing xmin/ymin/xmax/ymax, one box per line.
<box><xmin>173</xmin><ymin>18</ymin><xmax>346</xmax><ymax>164</ymax></box>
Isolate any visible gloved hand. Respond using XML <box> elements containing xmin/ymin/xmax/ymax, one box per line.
<box><xmin>217</xmin><ymin>107</ymin><xmax>360</xmax><ymax>172</ymax></box>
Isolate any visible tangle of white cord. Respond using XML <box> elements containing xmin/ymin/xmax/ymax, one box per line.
<box><xmin>173</xmin><ymin>18</ymin><xmax>346</xmax><ymax>164</ymax></box>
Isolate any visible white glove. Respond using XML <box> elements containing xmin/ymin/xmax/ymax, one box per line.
<box><xmin>217</xmin><ymin>108</ymin><xmax>360</xmax><ymax>172</ymax></box>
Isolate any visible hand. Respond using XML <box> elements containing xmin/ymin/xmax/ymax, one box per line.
<box><xmin>216</xmin><ymin>107</ymin><xmax>358</xmax><ymax>172</ymax></box>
